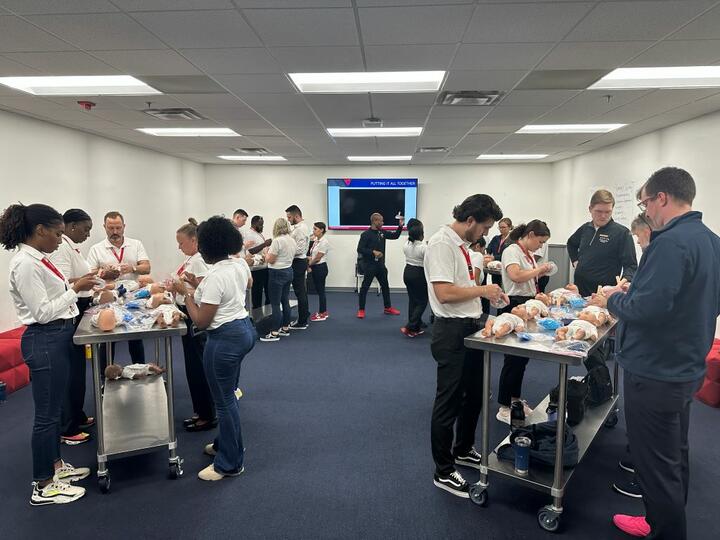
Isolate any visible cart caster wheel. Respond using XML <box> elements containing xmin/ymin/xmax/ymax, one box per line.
<box><xmin>469</xmin><ymin>485</ymin><xmax>488</xmax><ymax>507</ymax></box>
<box><xmin>604</xmin><ymin>411</ymin><xmax>619</xmax><ymax>428</ymax></box>
<box><xmin>169</xmin><ymin>462</ymin><xmax>183</xmax><ymax>479</ymax></box>
<box><xmin>537</xmin><ymin>507</ymin><xmax>561</xmax><ymax>532</ymax></box>
<box><xmin>98</xmin><ymin>475</ymin><xmax>111</xmax><ymax>494</ymax></box>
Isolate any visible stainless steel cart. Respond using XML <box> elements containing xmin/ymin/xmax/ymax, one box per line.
<box><xmin>73</xmin><ymin>315</ymin><xmax>187</xmax><ymax>494</ymax></box>
<box><xmin>464</xmin><ymin>320</ymin><xmax>619</xmax><ymax>533</ymax></box>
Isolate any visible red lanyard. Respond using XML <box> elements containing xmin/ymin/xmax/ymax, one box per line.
<box><xmin>459</xmin><ymin>245</ymin><xmax>475</xmax><ymax>280</ymax></box>
<box><xmin>518</xmin><ymin>243</ymin><xmax>540</xmax><ymax>293</ymax></box>
<box><xmin>41</xmin><ymin>257</ymin><xmax>66</xmax><ymax>282</ymax></box>
<box><xmin>63</xmin><ymin>237</ymin><xmax>80</xmax><ymax>254</ymax></box>
<box><xmin>177</xmin><ymin>256</ymin><xmax>191</xmax><ymax>276</ymax></box>
<box><xmin>111</xmin><ymin>246</ymin><xmax>124</xmax><ymax>263</ymax></box>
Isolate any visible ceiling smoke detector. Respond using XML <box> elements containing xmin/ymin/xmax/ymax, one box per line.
<box><xmin>437</xmin><ymin>90</ymin><xmax>504</xmax><ymax>106</ymax></box>
<box><xmin>143</xmin><ymin>107</ymin><xmax>206</xmax><ymax>121</ymax></box>
<box><xmin>232</xmin><ymin>147</ymin><xmax>270</xmax><ymax>155</ymax></box>
<box><xmin>362</xmin><ymin>117</ymin><xmax>383</xmax><ymax>128</ymax></box>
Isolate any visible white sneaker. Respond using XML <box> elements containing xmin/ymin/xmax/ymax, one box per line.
<box><xmin>260</xmin><ymin>333</ymin><xmax>280</xmax><ymax>342</ymax></box>
<box><xmin>519</xmin><ymin>400</ymin><xmax>534</xmax><ymax>417</ymax></box>
<box><xmin>30</xmin><ymin>481</ymin><xmax>85</xmax><ymax>506</ymax></box>
<box><xmin>496</xmin><ymin>406</ymin><xmax>511</xmax><ymax>424</ymax></box>
<box><xmin>54</xmin><ymin>461</ymin><xmax>91</xmax><ymax>483</ymax></box>
<box><xmin>204</xmin><ymin>443</ymin><xmax>217</xmax><ymax>456</ymax></box>
<box><xmin>197</xmin><ymin>464</ymin><xmax>243</xmax><ymax>481</ymax></box>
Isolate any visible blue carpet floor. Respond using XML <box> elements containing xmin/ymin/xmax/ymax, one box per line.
<box><xmin>1</xmin><ymin>292</ymin><xmax>718</xmax><ymax>539</ymax></box>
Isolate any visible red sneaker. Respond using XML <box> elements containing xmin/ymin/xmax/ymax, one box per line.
<box><xmin>400</xmin><ymin>327</ymin><xmax>418</xmax><ymax>338</ymax></box>
<box><xmin>61</xmin><ymin>432</ymin><xmax>90</xmax><ymax>446</ymax></box>
<box><xmin>310</xmin><ymin>312</ymin><xmax>328</xmax><ymax>322</ymax></box>
<box><xmin>356</xmin><ymin>309</ymin><xmax>365</xmax><ymax>319</ymax></box>
<box><xmin>612</xmin><ymin>515</ymin><xmax>651</xmax><ymax>537</ymax></box>
<box><xmin>384</xmin><ymin>307</ymin><xmax>401</xmax><ymax>315</ymax></box>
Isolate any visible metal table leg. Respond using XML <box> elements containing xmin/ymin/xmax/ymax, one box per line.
<box><xmin>93</xmin><ymin>343</ymin><xmax>110</xmax><ymax>493</ymax></box>
<box><xmin>469</xmin><ymin>350</ymin><xmax>492</xmax><ymax>506</ymax></box>
<box><xmin>165</xmin><ymin>337</ymin><xmax>183</xmax><ymax>478</ymax></box>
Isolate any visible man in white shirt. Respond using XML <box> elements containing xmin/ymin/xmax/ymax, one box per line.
<box><xmin>286</xmin><ymin>205</ymin><xmax>311</xmax><ymax>330</ymax></box>
<box><xmin>244</xmin><ymin>215</ymin><xmax>272</xmax><ymax>308</ymax></box>
<box><xmin>425</xmin><ymin>194</ymin><xmax>505</xmax><ymax>499</ymax></box>
<box><xmin>87</xmin><ymin>211</ymin><xmax>151</xmax><ymax>363</ymax></box>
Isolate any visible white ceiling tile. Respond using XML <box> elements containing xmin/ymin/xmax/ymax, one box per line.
<box><xmin>443</xmin><ymin>70</ymin><xmax>528</xmax><ymax>91</ymax></box>
<box><xmin>0</xmin><ymin>1</ymin><xmax>119</xmax><ymax>14</ymax></box>
<box><xmin>357</xmin><ymin>0</ymin><xmax>472</xmax><ymax>5</ymax></box>
<box><xmin>167</xmin><ymin>93</ymin><xmax>248</xmax><ymax>108</ymax></box>
<box><xmin>359</xmin><ymin>5</ymin><xmax>474</xmax><ymax>45</ymax></box>
<box><xmin>0</xmin><ymin>16</ymin><xmax>75</xmax><ymax>52</ymax></box>
<box><xmin>669</xmin><ymin>4</ymin><xmax>720</xmax><ymax>39</ymax></box>
<box><xmin>305</xmin><ymin>94</ymin><xmax>370</xmax><ymax>121</ymax></box>
<box><xmin>374</xmin><ymin>139</ymin><xmax>418</xmax><ymax>153</ymax></box>
<box><xmin>424</xmin><ymin>116</ymin><xmax>479</xmax><ymax>135</ymax></box>
<box><xmin>114</xmin><ymin>0</ymin><xmax>235</xmax><ymax>10</ymax></box>
<box><xmin>90</xmin><ymin>49</ymin><xmax>202</xmax><ymax>75</ymax></box>
<box><xmin>364</xmin><ymin>44</ymin><xmax>457</xmax><ymax>71</ymax></box>
<box><xmin>270</xmin><ymin>46</ymin><xmax>364</xmax><ymax>72</ymax></box>
<box><xmin>536</xmin><ymin>89</ymin><xmax>651</xmax><ymax>123</ymax></box>
<box><xmin>478</xmin><ymin>106</ymin><xmax>549</xmax><ymax>125</ymax></box>
<box><xmin>132</xmin><ymin>10</ymin><xmax>261</xmax><ymax>48</ymax></box>
<box><xmin>371</xmin><ymin>93</ymin><xmax>435</xmax><ymax>110</ymax></box>
<box><xmin>3</xmin><ymin>51</ymin><xmax>119</xmax><ymax>75</ymax></box>
<box><xmin>472</xmin><ymin>124</ymin><xmax>522</xmax><ymax>134</ymax></box>
<box><xmin>180</xmin><ymin>48</ymin><xmax>281</xmax><ymax>74</ymax></box>
<box><xmin>430</xmin><ymin>105</ymin><xmax>493</xmax><ymax>120</ymax></box>
<box><xmin>0</xmin><ymin>54</ymin><xmax>42</xmax><ymax>76</ymax></box>
<box><xmin>197</xmin><ymin>106</ymin><xmax>265</xmax><ymax>122</ymax></box>
<box><xmin>481</xmin><ymin>134</ymin><xmax>536</xmax><ymax>153</ymax></box>
<box><xmin>451</xmin><ymin>134</ymin><xmax>509</xmax><ymax>155</ymax></box>
<box><xmin>453</xmin><ymin>43</ymin><xmax>554</xmax><ymax>70</ymax></box>
<box><xmin>463</xmin><ymin>3</ymin><xmax>594</xmax><ymax>43</ymax></box>
<box><xmin>598</xmin><ymin>89</ymin><xmax>720</xmax><ymax>122</ymax></box>
<box><xmin>213</xmin><ymin>73</ymin><xmax>295</xmax><ymax>94</ymax></box>
<box><xmin>564</xmin><ymin>1</ymin><xmax>716</xmax><ymax>42</ymax></box>
<box><xmin>624</xmin><ymin>40</ymin><xmax>720</xmax><ymax>67</ymax></box>
<box><xmin>499</xmin><ymin>90</ymin><xmax>580</xmax><ymax>108</ymax></box>
<box><xmin>531</xmin><ymin>133</ymin><xmax>600</xmax><ymax>146</ymax></box>
<box><xmin>236</xmin><ymin>1</ymin><xmax>351</xmax><ymax>6</ymax></box>
<box><xmin>244</xmin><ymin>8</ymin><xmax>358</xmax><ymax>47</ymax></box>
<box><xmin>537</xmin><ymin>41</ymin><xmax>653</xmax><ymax>70</ymax></box>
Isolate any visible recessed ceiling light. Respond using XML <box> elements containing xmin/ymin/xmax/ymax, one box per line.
<box><xmin>589</xmin><ymin>66</ymin><xmax>720</xmax><ymax>89</ymax></box>
<box><xmin>137</xmin><ymin>128</ymin><xmax>241</xmax><ymax>137</ymax></box>
<box><xmin>289</xmin><ymin>71</ymin><xmax>445</xmax><ymax>93</ymax></box>
<box><xmin>328</xmin><ymin>127</ymin><xmax>423</xmax><ymax>138</ymax></box>
<box><xmin>516</xmin><ymin>124</ymin><xmax>625</xmax><ymax>134</ymax></box>
<box><xmin>217</xmin><ymin>155</ymin><xmax>286</xmax><ymax>161</ymax></box>
<box><xmin>477</xmin><ymin>154</ymin><xmax>548</xmax><ymax>160</ymax></box>
<box><xmin>0</xmin><ymin>75</ymin><xmax>161</xmax><ymax>96</ymax></box>
<box><xmin>347</xmin><ymin>156</ymin><xmax>412</xmax><ymax>161</ymax></box>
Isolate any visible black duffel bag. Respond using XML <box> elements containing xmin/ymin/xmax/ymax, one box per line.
<box><xmin>585</xmin><ymin>364</ymin><xmax>613</xmax><ymax>407</ymax></box>
<box><xmin>496</xmin><ymin>421</ymin><xmax>579</xmax><ymax>469</ymax></box>
<box><xmin>549</xmin><ymin>377</ymin><xmax>588</xmax><ymax>426</ymax></box>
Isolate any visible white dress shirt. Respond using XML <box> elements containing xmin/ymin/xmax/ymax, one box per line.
<box><xmin>243</xmin><ymin>228</ymin><xmax>268</xmax><ymax>271</ymax></box>
<box><xmin>49</xmin><ymin>234</ymin><xmax>92</xmax><ymax>298</ymax></box>
<box><xmin>174</xmin><ymin>252</ymin><xmax>209</xmax><ymax>306</ymax></box>
<box><xmin>502</xmin><ymin>243</ymin><xmax>538</xmax><ymax>297</ymax></box>
<box><xmin>309</xmin><ymin>236</ymin><xmax>330</xmax><ymax>265</ymax></box>
<box><xmin>9</xmin><ymin>244</ymin><xmax>79</xmax><ymax>325</ymax></box>
<box><xmin>194</xmin><ymin>258</ymin><xmax>250</xmax><ymax>330</ymax></box>
<box><xmin>87</xmin><ymin>236</ymin><xmax>149</xmax><ymax>281</ymax></box>
<box><xmin>470</xmin><ymin>251</ymin><xmax>485</xmax><ymax>285</ymax></box>
<box><xmin>267</xmin><ymin>235</ymin><xmax>297</xmax><ymax>270</ymax></box>
<box><xmin>403</xmin><ymin>240</ymin><xmax>426</xmax><ymax>267</ymax></box>
<box><xmin>291</xmin><ymin>221</ymin><xmax>311</xmax><ymax>259</ymax></box>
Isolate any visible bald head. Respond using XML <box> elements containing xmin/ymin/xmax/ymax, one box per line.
<box><xmin>370</xmin><ymin>213</ymin><xmax>384</xmax><ymax>229</ymax></box>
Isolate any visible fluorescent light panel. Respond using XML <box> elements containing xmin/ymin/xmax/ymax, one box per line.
<box><xmin>590</xmin><ymin>66</ymin><xmax>720</xmax><ymax>89</ymax></box>
<box><xmin>137</xmin><ymin>128</ymin><xmax>241</xmax><ymax>137</ymax></box>
<box><xmin>328</xmin><ymin>127</ymin><xmax>423</xmax><ymax>138</ymax></box>
<box><xmin>289</xmin><ymin>71</ymin><xmax>445</xmax><ymax>93</ymax></box>
<box><xmin>0</xmin><ymin>75</ymin><xmax>161</xmax><ymax>96</ymax></box>
<box><xmin>218</xmin><ymin>155</ymin><xmax>286</xmax><ymax>161</ymax></box>
<box><xmin>347</xmin><ymin>156</ymin><xmax>412</xmax><ymax>161</ymax></box>
<box><xmin>516</xmin><ymin>124</ymin><xmax>625</xmax><ymax>134</ymax></box>
<box><xmin>477</xmin><ymin>154</ymin><xmax>548</xmax><ymax>160</ymax></box>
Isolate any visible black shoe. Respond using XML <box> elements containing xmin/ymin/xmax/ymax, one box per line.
<box><xmin>78</xmin><ymin>416</ymin><xmax>95</xmax><ymax>430</ymax></box>
<box><xmin>433</xmin><ymin>471</ymin><xmax>470</xmax><ymax>498</ymax></box>
<box><xmin>289</xmin><ymin>320</ymin><xmax>308</xmax><ymax>330</ymax></box>
<box><xmin>454</xmin><ymin>448</ymin><xmax>482</xmax><ymax>470</ymax></box>
<box><xmin>185</xmin><ymin>418</ymin><xmax>218</xmax><ymax>432</ymax></box>
<box><xmin>510</xmin><ymin>400</ymin><xmax>526</xmax><ymax>429</ymax></box>
<box><xmin>183</xmin><ymin>415</ymin><xmax>199</xmax><ymax>428</ymax></box>
<box><xmin>618</xmin><ymin>458</ymin><xmax>635</xmax><ymax>474</ymax></box>
<box><xmin>612</xmin><ymin>477</ymin><xmax>643</xmax><ymax>499</ymax></box>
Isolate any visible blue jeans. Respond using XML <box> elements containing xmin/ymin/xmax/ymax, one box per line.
<box><xmin>203</xmin><ymin>317</ymin><xmax>256</xmax><ymax>473</ymax></box>
<box><xmin>21</xmin><ymin>319</ymin><xmax>75</xmax><ymax>481</ymax></box>
<box><xmin>268</xmin><ymin>267</ymin><xmax>293</xmax><ymax>332</ymax></box>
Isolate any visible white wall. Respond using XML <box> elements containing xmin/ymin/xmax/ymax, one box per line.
<box><xmin>0</xmin><ymin>109</ymin><xmax>205</xmax><ymax>332</ymax></box>
<box><xmin>204</xmin><ymin>164</ymin><xmax>555</xmax><ymax>290</ymax></box>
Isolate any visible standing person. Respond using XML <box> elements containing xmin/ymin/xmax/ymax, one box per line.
<box><xmin>243</xmin><ymin>216</ymin><xmax>272</xmax><ymax>309</ymax></box>
<box><xmin>173</xmin><ymin>216</ymin><xmax>256</xmax><ymax>481</ymax></box>
<box><xmin>426</xmin><ymin>194</ymin><xmax>506</xmax><ymax>498</ymax></box>
<box><xmin>589</xmin><ymin>168</ymin><xmax>720</xmax><ymax>539</ymax></box>
<box><xmin>86</xmin><ymin>211</ymin><xmax>150</xmax><ymax>363</ymax></box>
<box><xmin>285</xmin><ymin>205</ymin><xmax>311</xmax><ymax>330</ymax></box>
<box><xmin>487</xmin><ymin>217</ymin><xmax>513</xmax><ymax>286</ymax></box>
<box><xmin>260</xmin><ymin>218</ymin><xmax>296</xmax><ymax>342</ymax></box>
<box><xmin>232</xmin><ymin>209</ymin><xmax>248</xmax><ymax>231</ymax></box>
<box><xmin>631</xmin><ymin>213</ymin><xmax>652</xmax><ymax>252</ymax></box>
<box><xmin>1</xmin><ymin>203</ymin><xmax>97</xmax><ymax>505</ymax></box>
<box><xmin>49</xmin><ymin>209</ymin><xmax>94</xmax><ymax>446</ymax></box>
<box><xmin>401</xmin><ymin>218</ymin><xmax>428</xmax><ymax>338</ymax></box>
<box><xmin>356</xmin><ymin>212</ymin><xmax>404</xmax><ymax>319</ymax></box>
<box><xmin>308</xmin><ymin>221</ymin><xmax>330</xmax><ymax>322</ymax></box>
<box><xmin>469</xmin><ymin>237</ymin><xmax>493</xmax><ymax>314</ymax></box>
<box><xmin>496</xmin><ymin>220</ymin><xmax>553</xmax><ymax>424</ymax></box>
<box><xmin>171</xmin><ymin>218</ymin><xmax>216</xmax><ymax>433</ymax></box>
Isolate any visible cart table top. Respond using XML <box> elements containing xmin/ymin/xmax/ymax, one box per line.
<box><xmin>73</xmin><ymin>312</ymin><xmax>187</xmax><ymax>345</ymax></box>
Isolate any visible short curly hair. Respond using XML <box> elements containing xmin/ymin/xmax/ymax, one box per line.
<box><xmin>197</xmin><ymin>216</ymin><xmax>242</xmax><ymax>263</ymax></box>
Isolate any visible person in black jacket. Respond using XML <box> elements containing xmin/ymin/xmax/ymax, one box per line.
<box><xmin>356</xmin><ymin>212</ymin><xmax>404</xmax><ymax>318</ymax></box>
<box><xmin>486</xmin><ymin>217</ymin><xmax>513</xmax><ymax>287</ymax></box>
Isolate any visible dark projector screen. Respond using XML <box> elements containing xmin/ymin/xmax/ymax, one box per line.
<box><xmin>340</xmin><ymin>189</ymin><xmax>405</xmax><ymax>227</ymax></box>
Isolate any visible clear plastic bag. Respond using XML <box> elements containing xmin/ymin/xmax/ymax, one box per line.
<box><xmin>516</xmin><ymin>332</ymin><xmax>556</xmax><ymax>342</ymax></box>
<box><xmin>551</xmin><ymin>339</ymin><xmax>591</xmax><ymax>357</ymax></box>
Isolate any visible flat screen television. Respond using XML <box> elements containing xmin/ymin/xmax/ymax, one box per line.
<box><xmin>327</xmin><ymin>178</ymin><xmax>418</xmax><ymax>230</ymax></box>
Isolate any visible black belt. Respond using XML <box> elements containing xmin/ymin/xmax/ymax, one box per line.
<box><xmin>435</xmin><ymin>316</ymin><xmax>484</xmax><ymax>324</ymax></box>
<box><xmin>30</xmin><ymin>317</ymin><xmax>76</xmax><ymax>328</ymax></box>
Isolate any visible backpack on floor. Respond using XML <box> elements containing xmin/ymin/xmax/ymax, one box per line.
<box><xmin>496</xmin><ymin>421</ymin><xmax>579</xmax><ymax>469</ymax></box>
<box><xmin>584</xmin><ymin>364</ymin><xmax>613</xmax><ymax>407</ymax></box>
<box><xmin>549</xmin><ymin>378</ymin><xmax>588</xmax><ymax>426</ymax></box>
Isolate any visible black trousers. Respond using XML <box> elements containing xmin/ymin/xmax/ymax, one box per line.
<box><xmin>538</xmin><ymin>275</ymin><xmax>549</xmax><ymax>293</ymax></box>
<box><xmin>309</xmin><ymin>262</ymin><xmax>328</xmax><ymax>313</ymax></box>
<box><xmin>497</xmin><ymin>295</ymin><xmax>534</xmax><ymax>407</ymax></box>
<box><xmin>291</xmin><ymin>258</ymin><xmax>310</xmax><ymax>325</ymax></box>
<box><xmin>179</xmin><ymin>308</ymin><xmax>215</xmax><ymax>421</ymax></box>
<box><xmin>403</xmin><ymin>264</ymin><xmax>428</xmax><ymax>332</ymax></box>
<box><xmin>624</xmin><ymin>372</ymin><xmax>702</xmax><ymax>540</ymax></box>
<box><xmin>359</xmin><ymin>261</ymin><xmax>391</xmax><ymax>310</ymax></box>
<box><xmin>430</xmin><ymin>316</ymin><xmax>486</xmax><ymax>475</ymax></box>
<box><xmin>61</xmin><ymin>297</ymin><xmax>92</xmax><ymax>436</ymax></box>
<box><xmin>250</xmin><ymin>267</ymin><xmax>270</xmax><ymax>309</ymax></box>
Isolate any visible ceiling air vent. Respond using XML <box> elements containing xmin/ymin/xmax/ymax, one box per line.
<box><xmin>437</xmin><ymin>91</ymin><xmax>504</xmax><ymax>106</ymax></box>
<box><xmin>362</xmin><ymin>117</ymin><xmax>383</xmax><ymax>128</ymax></box>
<box><xmin>418</xmin><ymin>146</ymin><xmax>449</xmax><ymax>153</ymax></box>
<box><xmin>143</xmin><ymin>108</ymin><xmax>206</xmax><ymax>121</ymax></box>
<box><xmin>232</xmin><ymin>147</ymin><xmax>270</xmax><ymax>155</ymax></box>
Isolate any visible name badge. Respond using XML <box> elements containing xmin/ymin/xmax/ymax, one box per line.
<box><xmin>599</xmin><ymin>234</ymin><xmax>609</xmax><ymax>243</ymax></box>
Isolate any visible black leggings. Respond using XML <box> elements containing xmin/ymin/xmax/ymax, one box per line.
<box><xmin>403</xmin><ymin>264</ymin><xmax>428</xmax><ymax>332</ymax></box>
<box><xmin>310</xmin><ymin>262</ymin><xmax>328</xmax><ymax>313</ymax></box>
<box><xmin>497</xmin><ymin>295</ymin><xmax>534</xmax><ymax>407</ymax></box>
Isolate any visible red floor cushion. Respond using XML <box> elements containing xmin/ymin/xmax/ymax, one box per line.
<box><xmin>0</xmin><ymin>326</ymin><xmax>29</xmax><ymax>394</ymax></box>
<box><xmin>696</xmin><ymin>339</ymin><xmax>720</xmax><ymax>408</ymax></box>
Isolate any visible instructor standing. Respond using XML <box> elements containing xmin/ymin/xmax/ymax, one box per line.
<box><xmin>286</xmin><ymin>205</ymin><xmax>311</xmax><ymax>330</ymax></box>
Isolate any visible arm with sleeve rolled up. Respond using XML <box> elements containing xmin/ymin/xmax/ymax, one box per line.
<box><xmin>619</xmin><ymin>231</ymin><xmax>638</xmax><ymax>281</ymax></box>
<box><xmin>567</xmin><ymin>225</ymin><xmax>583</xmax><ymax>266</ymax></box>
<box><xmin>357</xmin><ymin>231</ymin><xmax>374</xmax><ymax>258</ymax></box>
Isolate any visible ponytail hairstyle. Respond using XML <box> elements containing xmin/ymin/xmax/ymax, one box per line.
<box><xmin>177</xmin><ymin>217</ymin><xmax>199</xmax><ymax>238</ymax></box>
<box><xmin>507</xmin><ymin>219</ymin><xmax>551</xmax><ymax>244</ymax></box>
<box><xmin>406</xmin><ymin>218</ymin><xmax>424</xmax><ymax>242</ymax></box>
<box><xmin>0</xmin><ymin>203</ymin><xmax>63</xmax><ymax>250</ymax></box>
<box><xmin>62</xmin><ymin>208</ymin><xmax>91</xmax><ymax>225</ymax></box>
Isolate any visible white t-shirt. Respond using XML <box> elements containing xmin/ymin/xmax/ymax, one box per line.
<box><xmin>291</xmin><ymin>221</ymin><xmax>311</xmax><ymax>259</ymax></box>
<box><xmin>49</xmin><ymin>235</ymin><xmax>92</xmax><ymax>298</ymax></box>
<box><xmin>309</xmin><ymin>236</ymin><xmax>330</xmax><ymax>265</ymax></box>
<box><xmin>424</xmin><ymin>225</ymin><xmax>482</xmax><ymax>319</ymax></box>
<box><xmin>403</xmin><ymin>240</ymin><xmax>426</xmax><ymax>267</ymax></box>
<box><xmin>87</xmin><ymin>237</ymin><xmax>149</xmax><ymax>281</ymax></box>
<box><xmin>470</xmin><ymin>251</ymin><xmax>485</xmax><ymax>285</ymax></box>
<box><xmin>268</xmin><ymin>235</ymin><xmax>296</xmax><ymax>269</ymax></box>
<box><xmin>501</xmin><ymin>243</ymin><xmax>538</xmax><ymax>298</ymax></box>
<box><xmin>243</xmin><ymin>228</ymin><xmax>268</xmax><ymax>271</ymax></box>
<box><xmin>193</xmin><ymin>258</ymin><xmax>250</xmax><ymax>330</ymax></box>
<box><xmin>174</xmin><ymin>252</ymin><xmax>209</xmax><ymax>306</ymax></box>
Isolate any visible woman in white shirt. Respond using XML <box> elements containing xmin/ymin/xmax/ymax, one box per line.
<box><xmin>1</xmin><ymin>203</ymin><xmax>96</xmax><ymax>506</ymax></box>
<box><xmin>171</xmin><ymin>218</ymin><xmax>216</xmax><ymax>433</ymax></box>
<box><xmin>49</xmin><ymin>208</ymin><xmax>95</xmax><ymax>445</ymax></box>
<box><xmin>174</xmin><ymin>216</ymin><xmax>256</xmax><ymax>482</ymax></box>
<box><xmin>260</xmin><ymin>218</ymin><xmax>297</xmax><ymax>342</ymax></box>
<box><xmin>308</xmin><ymin>221</ymin><xmax>330</xmax><ymax>322</ymax></box>
<box><xmin>497</xmin><ymin>220</ymin><xmax>553</xmax><ymax>424</ymax></box>
<box><xmin>401</xmin><ymin>219</ymin><xmax>428</xmax><ymax>337</ymax></box>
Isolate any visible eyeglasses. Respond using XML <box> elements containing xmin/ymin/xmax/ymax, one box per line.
<box><xmin>637</xmin><ymin>194</ymin><xmax>659</xmax><ymax>211</ymax></box>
